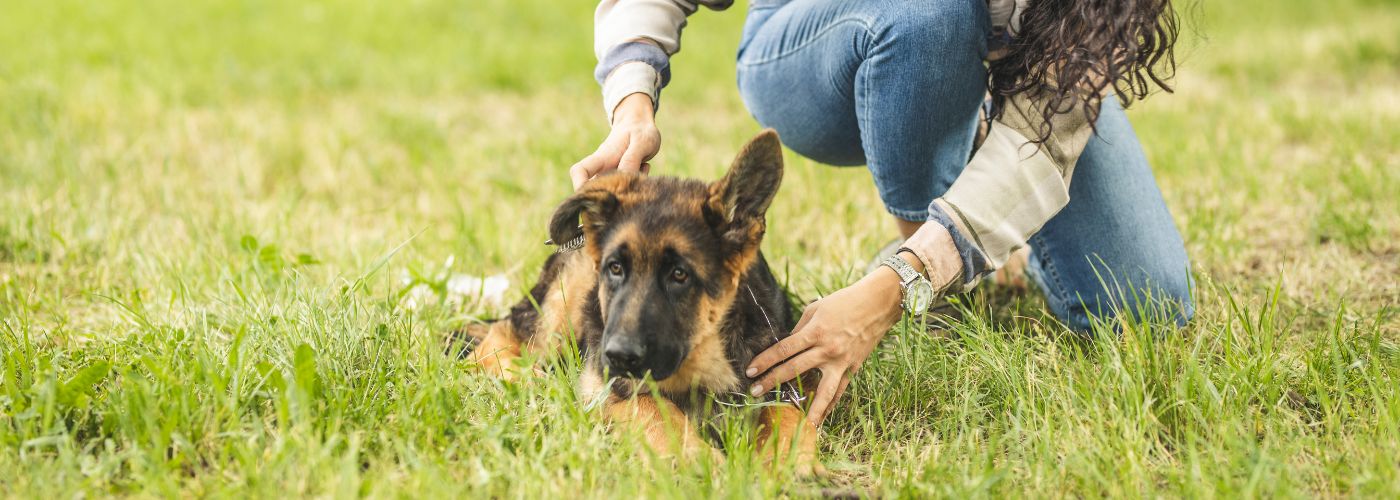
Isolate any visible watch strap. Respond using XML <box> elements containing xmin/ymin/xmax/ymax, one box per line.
<box><xmin>880</xmin><ymin>254</ymin><xmax>920</xmax><ymax>284</ymax></box>
<box><xmin>895</xmin><ymin>247</ymin><xmax>932</xmax><ymax>281</ymax></box>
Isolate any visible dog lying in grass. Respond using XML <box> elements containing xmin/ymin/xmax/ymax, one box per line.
<box><xmin>459</xmin><ymin>130</ymin><xmax>822</xmax><ymax>474</ymax></box>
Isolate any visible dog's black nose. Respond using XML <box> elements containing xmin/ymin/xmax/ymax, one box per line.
<box><xmin>604</xmin><ymin>341</ymin><xmax>645</xmax><ymax>376</ymax></box>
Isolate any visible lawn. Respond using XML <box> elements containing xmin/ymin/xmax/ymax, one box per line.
<box><xmin>1</xmin><ymin>0</ymin><xmax>1397</xmax><ymax>497</ymax></box>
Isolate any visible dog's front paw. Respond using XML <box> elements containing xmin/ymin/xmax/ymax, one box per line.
<box><xmin>678</xmin><ymin>438</ymin><xmax>725</xmax><ymax>467</ymax></box>
<box><xmin>791</xmin><ymin>456</ymin><xmax>828</xmax><ymax>479</ymax></box>
<box><xmin>650</xmin><ymin>427</ymin><xmax>723</xmax><ymax>466</ymax></box>
<box><xmin>756</xmin><ymin>404</ymin><xmax>825</xmax><ymax>478</ymax></box>
<box><xmin>638</xmin><ymin>435</ymin><xmax>724</xmax><ymax>471</ymax></box>
<box><xmin>762</xmin><ymin>446</ymin><xmax>827</xmax><ymax>479</ymax></box>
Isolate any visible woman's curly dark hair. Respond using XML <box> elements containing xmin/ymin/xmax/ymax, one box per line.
<box><xmin>988</xmin><ymin>0</ymin><xmax>1180</xmax><ymax>141</ymax></box>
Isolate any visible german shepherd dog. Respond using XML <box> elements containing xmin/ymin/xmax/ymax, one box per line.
<box><xmin>459</xmin><ymin>130</ymin><xmax>821</xmax><ymax>473</ymax></box>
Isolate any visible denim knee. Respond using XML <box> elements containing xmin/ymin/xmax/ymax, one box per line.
<box><xmin>1114</xmin><ymin>262</ymin><xmax>1196</xmax><ymax>330</ymax></box>
<box><xmin>736</xmin><ymin>0</ymin><xmax>989</xmax><ymax>178</ymax></box>
<box><xmin>1028</xmin><ymin>250</ymin><xmax>1196</xmax><ymax>334</ymax></box>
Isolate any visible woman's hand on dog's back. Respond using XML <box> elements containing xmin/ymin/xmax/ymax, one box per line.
<box><xmin>571</xmin><ymin>93</ymin><xmax>661</xmax><ymax>190</ymax></box>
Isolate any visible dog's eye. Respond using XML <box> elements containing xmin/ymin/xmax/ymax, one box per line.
<box><xmin>670</xmin><ymin>267</ymin><xmax>688</xmax><ymax>284</ymax></box>
<box><xmin>607</xmin><ymin>261</ymin><xmax>624</xmax><ymax>276</ymax></box>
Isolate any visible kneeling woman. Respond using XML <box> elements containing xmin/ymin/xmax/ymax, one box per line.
<box><xmin>570</xmin><ymin>0</ymin><xmax>1194</xmax><ymax>425</ymax></box>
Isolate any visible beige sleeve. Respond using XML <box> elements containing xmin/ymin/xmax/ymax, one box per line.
<box><xmin>600</xmin><ymin>62</ymin><xmax>664</xmax><ymax>123</ymax></box>
<box><xmin>913</xmin><ymin>93</ymin><xmax>1095</xmax><ymax>287</ymax></box>
<box><xmin>594</xmin><ymin>0</ymin><xmax>698</xmax><ymax>58</ymax></box>
<box><xmin>593</xmin><ymin>0</ymin><xmax>703</xmax><ymax>121</ymax></box>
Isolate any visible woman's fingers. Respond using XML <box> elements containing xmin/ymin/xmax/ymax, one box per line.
<box><xmin>746</xmin><ymin>320</ymin><xmax>817</xmax><ymax>378</ymax></box>
<box><xmin>749</xmin><ymin>347</ymin><xmax>823</xmax><ymax>396</ymax></box>
<box><xmin>789</xmin><ymin>304</ymin><xmax>816</xmax><ymax>335</ymax></box>
<box><xmin>827</xmin><ymin>374</ymin><xmax>853</xmax><ymax>421</ymax></box>
<box><xmin>573</xmin><ymin>128</ymin><xmax>659</xmax><ymax>189</ymax></box>
<box><xmin>617</xmin><ymin>140</ymin><xmax>650</xmax><ymax>173</ymax></box>
<box><xmin>569</xmin><ymin>154</ymin><xmax>608</xmax><ymax>190</ymax></box>
<box><xmin>571</xmin><ymin>133</ymin><xmax>631</xmax><ymax>189</ymax></box>
<box><xmin>804</xmin><ymin>367</ymin><xmax>842</xmax><ymax>427</ymax></box>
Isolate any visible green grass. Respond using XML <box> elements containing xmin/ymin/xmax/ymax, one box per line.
<box><xmin>1</xmin><ymin>0</ymin><xmax>1397</xmax><ymax>496</ymax></box>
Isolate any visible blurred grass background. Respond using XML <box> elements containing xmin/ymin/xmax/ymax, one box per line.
<box><xmin>1</xmin><ymin>0</ymin><xmax>1397</xmax><ymax>497</ymax></box>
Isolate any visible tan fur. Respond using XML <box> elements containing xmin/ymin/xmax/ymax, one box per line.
<box><xmin>468</xmin><ymin>322</ymin><xmax>524</xmax><ymax>380</ymax></box>
<box><xmin>757</xmin><ymin>404</ymin><xmax>825</xmax><ymax>477</ymax></box>
<box><xmin>604</xmin><ymin>393</ymin><xmax>717</xmax><ymax>464</ymax></box>
<box><xmin>578</xmin><ymin>362</ymin><xmax>611</xmax><ymax>406</ymax></box>
<box><xmin>525</xmin><ymin>251</ymin><xmax>595</xmax><ymax>357</ymax></box>
<box><xmin>722</xmin><ymin>238</ymin><xmax>764</xmax><ymax>279</ymax></box>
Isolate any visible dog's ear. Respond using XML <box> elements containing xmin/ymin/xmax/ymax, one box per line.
<box><xmin>548</xmin><ymin>187</ymin><xmax>619</xmax><ymax>249</ymax></box>
<box><xmin>708</xmin><ymin>129</ymin><xmax>783</xmax><ymax>243</ymax></box>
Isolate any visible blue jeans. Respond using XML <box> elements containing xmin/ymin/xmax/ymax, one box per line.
<box><xmin>735</xmin><ymin>0</ymin><xmax>1194</xmax><ymax>332</ymax></box>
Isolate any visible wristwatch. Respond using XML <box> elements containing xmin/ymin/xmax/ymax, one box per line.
<box><xmin>880</xmin><ymin>249</ymin><xmax>935</xmax><ymax>315</ymax></box>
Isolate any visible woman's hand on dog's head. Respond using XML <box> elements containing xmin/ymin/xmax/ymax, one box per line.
<box><xmin>571</xmin><ymin>93</ymin><xmax>661</xmax><ymax>190</ymax></box>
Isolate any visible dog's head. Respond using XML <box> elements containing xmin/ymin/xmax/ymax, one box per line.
<box><xmin>548</xmin><ymin>130</ymin><xmax>784</xmax><ymax>381</ymax></box>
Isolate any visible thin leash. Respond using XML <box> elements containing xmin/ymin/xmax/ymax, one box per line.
<box><xmin>713</xmin><ymin>286</ymin><xmax>805</xmax><ymax>408</ymax></box>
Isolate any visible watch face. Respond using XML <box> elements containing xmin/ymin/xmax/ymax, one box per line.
<box><xmin>906</xmin><ymin>280</ymin><xmax>935</xmax><ymax>314</ymax></box>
